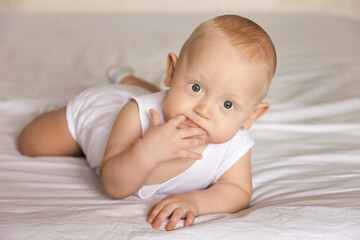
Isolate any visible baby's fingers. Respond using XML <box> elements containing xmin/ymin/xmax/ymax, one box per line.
<box><xmin>149</xmin><ymin>109</ymin><xmax>161</xmax><ymax>126</ymax></box>
<box><xmin>184</xmin><ymin>211</ymin><xmax>195</xmax><ymax>227</ymax></box>
<box><xmin>177</xmin><ymin>149</ymin><xmax>203</xmax><ymax>160</ymax></box>
<box><xmin>181</xmin><ymin>138</ymin><xmax>206</xmax><ymax>150</ymax></box>
<box><xmin>166</xmin><ymin>208</ymin><xmax>184</xmax><ymax>231</ymax></box>
<box><xmin>168</xmin><ymin>114</ymin><xmax>186</xmax><ymax>127</ymax></box>
<box><xmin>179</xmin><ymin>127</ymin><xmax>206</xmax><ymax>139</ymax></box>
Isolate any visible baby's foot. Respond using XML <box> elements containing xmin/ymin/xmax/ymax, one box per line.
<box><xmin>106</xmin><ymin>65</ymin><xmax>133</xmax><ymax>84</ymax></box>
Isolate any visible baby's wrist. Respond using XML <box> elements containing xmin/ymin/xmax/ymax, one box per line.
<box><xmin>134</xmin><ymin>138</ymin><xmax>159</xmax><ymax>168</ymax></box>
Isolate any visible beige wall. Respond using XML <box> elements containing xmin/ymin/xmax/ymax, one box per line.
<box><xmin>1</xmin><ymin>0</ymin><xmax>359</xmax><ymax>21</ymax></box>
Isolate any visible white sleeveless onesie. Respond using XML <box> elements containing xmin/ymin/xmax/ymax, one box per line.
<box><xmin>66</xmin><ymin>84</ymin><xmax>254</xmax><ymax>199</ymax></box>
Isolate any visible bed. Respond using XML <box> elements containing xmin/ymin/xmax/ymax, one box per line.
<box><xmin>0</xmin><ymin>12</ymin><xmax>359</xmax><ymax>239</ymax></box>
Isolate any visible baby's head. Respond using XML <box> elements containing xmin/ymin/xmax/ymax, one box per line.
<box><xmin>163</xmin><ymin>15</ymin><xmax>277</xmax><ymax>144</ymax></box>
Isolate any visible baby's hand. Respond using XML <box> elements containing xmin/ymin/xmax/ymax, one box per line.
<box><xmin>140</xmin><ymin>109</ymin><xmax>206</xmax><ymax>165</ymax></box>
<box><xmin>147</xmin><ymin>194</ymin><xmax>199</xmax><ymax>231</ymax></box>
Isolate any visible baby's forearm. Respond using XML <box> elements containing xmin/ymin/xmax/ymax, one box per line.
<box><xmin>188</xmin><ymin>182</ymin><xmax>252</xmax><ymax>215</ymax></box>
<box><xmin>99</xmin><ymin>140</ymin><xmax>155</xmax><ymax>199</ymax></box>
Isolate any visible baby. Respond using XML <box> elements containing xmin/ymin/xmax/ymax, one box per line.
<box><xmin>18</xmin><ymin>15</ymin><xmax>276</xmax><ymax>231</ymax></box>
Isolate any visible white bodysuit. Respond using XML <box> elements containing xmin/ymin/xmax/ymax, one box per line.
<box><xmin>66</xmin><ymin>84</ymin><xmax>254</xmax><ymax>199</ymax></box>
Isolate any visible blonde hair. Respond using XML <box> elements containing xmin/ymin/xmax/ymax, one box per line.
<box><xmin>180</xmin><ymin>15</ymin><xmax>277</xmax><ymax>80</ymax></box>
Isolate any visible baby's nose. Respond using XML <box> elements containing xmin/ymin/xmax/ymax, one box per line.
<box><xmin>194</xmin><ymin>100</ymin><xmax>212</xmax><ymax>119</ymax></box>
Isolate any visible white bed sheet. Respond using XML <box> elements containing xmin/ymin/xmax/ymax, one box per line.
<box><xmin>0</xmin><ymin>12</ymin><xmax>359</xmax><ymax>239</ymax></box>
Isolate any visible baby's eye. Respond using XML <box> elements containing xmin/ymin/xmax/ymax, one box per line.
<box><xmin>189</xmin><ymin>83</ymin><xmax>202</xmax><ymax>93</ymax></box>
<box><xmin>223</xmin><ymin>100</ymin><xmax>234</xmax><ymax>110</ymax></box>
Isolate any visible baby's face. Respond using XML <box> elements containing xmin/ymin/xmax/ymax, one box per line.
<box><xmin>164</xmin><ymin>35</ymin><xmax>269</xmax><ymax>144</ymax></box>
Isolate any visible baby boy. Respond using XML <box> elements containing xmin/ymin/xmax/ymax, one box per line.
<box><xmin>18</xmin><ymin>15</ymin><xmax>276</xmax><ymax>231</ymax></box>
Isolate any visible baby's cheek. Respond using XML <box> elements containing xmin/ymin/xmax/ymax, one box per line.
<box><xmin>164</xmin><ymin>106</ymin><xmax>179</xmax><ymax>124</ymax></box>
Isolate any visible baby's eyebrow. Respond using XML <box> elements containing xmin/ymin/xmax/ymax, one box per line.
<box><xmin>189</xmin><ymin>69</ymin><xmax>208</xmax><ymax>82</ymax></box>
<box><xmin>226</xmin><ymin>92</ymin><xmax>245</xmax><ymax>109</ymax></box>
<box><xmin>227</xmin><ymin>91</ymin><xmax>241</xmax><ymax>102</ymax></box>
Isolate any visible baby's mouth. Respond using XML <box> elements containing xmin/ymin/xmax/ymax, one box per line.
<box><xmin>184</xmin><ymin>118</ymin><xmax>202</xmax><ymax>129</ymax></box>
<box><xmin>182</xmin><ymin>118</ymin><xmax>208</xmax><ymax>139</ymax></box>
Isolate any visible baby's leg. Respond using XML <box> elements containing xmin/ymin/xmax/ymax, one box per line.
<box><xmin>18</xmin><ymin>107</ymin><xmax>82</xmax><ymax>157</ymax></box>
<box><xmin>107</xmin><ymin>65</ymin><xmax>161</xmax><ymax>92</ymax></box>
<box><xmin>120</xmin><ymin>75</ymin><xmax>161</xmax><ymax>93</ymax></box>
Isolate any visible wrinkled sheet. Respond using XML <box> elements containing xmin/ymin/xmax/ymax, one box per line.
<box><xmin>0</xmin><ymin>12</ymin><xmax>359</xmax><ymax>239</ymax></box>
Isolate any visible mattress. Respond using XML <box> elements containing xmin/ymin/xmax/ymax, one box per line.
<box><xmin>0</xmin><ymin>12</ymin><xmax>359</xmax><ymax>239</ymax></box>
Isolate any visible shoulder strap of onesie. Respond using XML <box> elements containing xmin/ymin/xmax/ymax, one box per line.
<box><xmin>130</xmin><ymin>90</ymin><xmax>168</xmax><ymax>136</ymax></box>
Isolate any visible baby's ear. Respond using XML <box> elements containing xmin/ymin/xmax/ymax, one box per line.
<box><xmin>243</xmin><ymin>102</ymin><xmax>270</xmax><ymax>130</ymax></box>
<box><xmin>164</xmin><ymin>52</ymin><xmax>178</xmax><ymax>87</ymax></box>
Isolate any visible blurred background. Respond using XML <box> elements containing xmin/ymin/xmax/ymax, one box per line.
<box><xmin>0</xmin><ymin>0</ymin><xmax>359</xmax><ymax>21</ymax></box>
<box><xmin>1</xmin><ymin>0</ymin><xmax>359</xmax><ymax>100</ymax></box>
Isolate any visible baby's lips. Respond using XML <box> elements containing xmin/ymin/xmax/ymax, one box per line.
<box><xmin>178</xmin><ymin>117</ymin><xmax>207</xmax><ymax>135</ymax></box>
<box><xmin>184</xmin><ymin>117</ymin><xmax>202</xmax><ymax>128</ymax></box>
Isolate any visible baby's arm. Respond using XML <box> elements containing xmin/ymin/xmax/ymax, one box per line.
<box><xmin>147</xmin><ymin>150</ymin><xmax>253</xmax><ymax>231</ymax></box>
<box><xmin>99</xmin><ymin>101</ymin><xmax>206</xmax><ymax>199</ymax></box>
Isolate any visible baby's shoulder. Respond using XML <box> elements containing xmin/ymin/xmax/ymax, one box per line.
<box><xmin>131</xmin><ymin>90</ymin><xmax>169</xmax><ymax>136</ymax></box>
<box><xmin>103</xmin><ymin>100</ymin><xmax>142</xmax><ymax>160</ymax></box>
<box><xmin>131</xmin><ymin>90</ymin><xmax>168</xmax><ymax>112</ymax></box>
<box><xmin>113</xmin><ymin>100</ymin><xmax>142</xmax><ymax>135</ymax></box>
